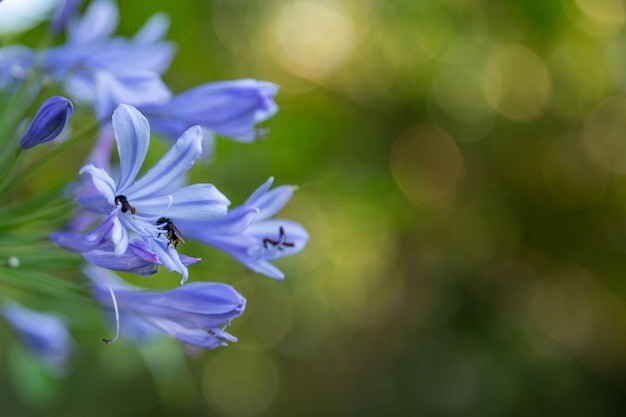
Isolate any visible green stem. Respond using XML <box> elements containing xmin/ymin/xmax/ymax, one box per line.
<box><xmin>0</xmin><ymin>121</ymin><xmax>99</xmax><ymax>197</ymax></box>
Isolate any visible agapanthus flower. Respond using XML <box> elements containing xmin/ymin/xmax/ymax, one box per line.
<box><xmin>177</xmin><ymin>177</ymin><xmax>308</xmax><ymax>280</ymax></box>
<box><xmin>1</xmin><ymin>300</ymin><xmax>73</xmax><ymax>374</ymax></box>
<box><xmin>139</xmin><ymin>79</ymin><xmax>279</xmax><ymax>143</ymax></box>
<box><xmin>50</xmin><ymin>104</ymin><xmax>229</xmax><ymax>283</ymax></box>
<box><xmin>19</xmin><ymin>95</ymin><xmax>73</xmax><ymax>149</ymax></box>
<box><xmin>85</xmin><ymin>266</ymin><xmax>246</xmax><ymax>349</ymax></box>
<box><xmin>41</xmin><ymin>0</ymin><xmax>174</xmax><ymax>119</ymax></box>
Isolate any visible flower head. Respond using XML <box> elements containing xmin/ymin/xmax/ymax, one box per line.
<box><xmin>86</xmin><ymin>266</ymin><xmax>246</xmax><ymax>349</ymax></box>
<box><xmin>51</xmin><ymin>104</ymin><xmax>230</xmax><ymax>282</ymax></box>
<box><xmin>177</xmin><ymin>177</ymin><xmax>308</xmax><ymax>279</ymax></box>
<box><xmin>19</xmin><ymin>96</ymin><xmax>73</xmax><ymax>149</ymax></box>
<box><xmin>42</xmin><ymin>0</ymin><xmax>174</xmax><ymax>119</ymax></box>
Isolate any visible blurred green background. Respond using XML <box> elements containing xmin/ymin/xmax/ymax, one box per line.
<box><xmin>5</xmin><ymin>0</ymin><xmax>626</xmax><ymax>415</ymax></box>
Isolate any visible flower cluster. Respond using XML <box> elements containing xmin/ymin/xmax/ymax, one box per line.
<box><xmin>0</xmin><ymin>0</ymin><xmax>308</xmax><ymax>370</ymax></box>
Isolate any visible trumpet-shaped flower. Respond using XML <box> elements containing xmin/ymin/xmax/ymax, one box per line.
<box><xmin>19</xmin><ymin>96</ymin><xmax>73</xmax><ymax>149</ymax></box>
<box><xmin>1</xmin><ymin>300</ymin><xmax>73</xmax><ymax>374</ymax></box>
<box><xmin>86</xmin><ymin>266</ymin><xmax>246</xmax><ymax>349</ymax></box>
<box><xmin>50</xmin><ymin>104</ymin><xmax>229</xmax><ymax>282</ymax></box>
<box><xmin>140</xmin><ymin>79</ymin><xmax>279</xmax><ymax>143</ymax></box>
<box><xmin>42</xmin><ymin>0</ymin><xmax>174</xmax><ymax>119</ymax></box>
<box><xmin>177</xmin><ymin>177</ymin><xmax>308</xmax><ymax>280</ymax></box>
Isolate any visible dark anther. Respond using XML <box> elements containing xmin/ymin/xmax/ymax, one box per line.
<box><xmin>156</xmin><ymin>217</ymin><xmax>185</xmax><ymax>248</ymax></box>
<box><xmin>102</xmin><ymin>338</ymin><xmax>113</xmax><ymax>345</ymax></box>
<box><xmin>115</xmin><ymin>195</ymin><xmax>136</xmax><ymax>215</ymax></box>
<box><xmin>255</xmin><ymin>127</ymin><xmax>269</xmax><ymax>140</ymax></box>
<box><xmin>262</xmin><ymin>226</ymin><xmax>295</xmax><ymax>250</ymax></box>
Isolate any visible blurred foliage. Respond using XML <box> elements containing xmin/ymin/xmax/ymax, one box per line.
<box><xmin>4</xmin><ymin>0</ymin><xmax>626</xmax><ymax>416</ymax></box>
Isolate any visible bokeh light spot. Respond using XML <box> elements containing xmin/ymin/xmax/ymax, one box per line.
<box><xmin>575</xmin><ymin>0</ymin><xmax>625</xmax><ymax>26</ymax></box>
<box><xmin>250</xmin><ymin>283</ymin><xmax>294</xmax><ymax>349</ymax></box>
<box><xmin>583</xmin><ymin>95</ymin><xmax>626</xmax><ymax>173</ymax></box>
<box><xmin>321</xmin><ymin>199</ymin><xmax>402</xmax><ymax>328</ymax></box>
<box><xmin>432</xmin><ymin>40</ymin><xmax>493</xmax><ymax>125</ymax></box>
<box><xmin>203</xmin><ymin>349</ymin><xmax>280</xmax><ymax>417</ymax></box>
<box><xmin>523</xmin><ymin>267</ymin><xmax>594</xmax><ymax>352</ymax></box>
<box><xmin>391</xmin><ymin>125</ymin><xmax>464</xmax><ymax>207</ymax></box>
<box><xmin>542</xmin><ymin>134</ymin><xmax>610</xmax><ymax>208</ymax></box>
<box><xmin>482</xmin><ymin>44</ymin><xmax>552</xmax><ymax>120</ymax></box>
<box><xmin>273</xmin><ymin>0</ymin><xmax>355</xmax><ymax>78</ymax></box>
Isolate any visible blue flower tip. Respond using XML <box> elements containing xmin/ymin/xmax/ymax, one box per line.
<box><xmin>19</xmin><ymin>96</ymin><xmax>74</xmax><ymax>149</ymax></box>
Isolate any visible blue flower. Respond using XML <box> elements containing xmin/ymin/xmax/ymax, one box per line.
<box><xmin>85</xmin><ymin>266</ymin><xmax>246</xmax><ymax>349</ymax></box>
<box><xmin>19</xmin><ymin>96</ymin><xmax>74</xmax><ymax>149</ymax></box>
<box><xmin>140</xmin><ymin>79</ymin><xmax>279</xmax><ymax>143</ymax></box>
<box><xmin>1</xmin><ymin>300</ymin><xmax>73</xmax><ymax>374</ymax></box>
<box><xmin>42</xmin><ymin>0</ymin><xmax>175</xmax><ymax>119</ymax></box>
<box><xmin>51</xmin><ymin>104</ymin><xmax>230</xmax><ymax>282</ymax></box>
<box><xmin>177</xmin><ymin>177</ymin><xmax>308</xmax><ymax>280</ymax></box>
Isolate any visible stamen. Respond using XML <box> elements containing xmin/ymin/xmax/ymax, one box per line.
<box><xmin>115</xmin><ymin>195</ymin><xmax>136</xmax><ymax>215</ymax></box>
<box><xmin>98</xmin><ymin>267</ymin><xmax>120</xmax><ymax>346</ymax></box>
<box><xmin>262</xmin><ymin>226</ymin><xmax>295</xmax><ymax>250</ymax></box>
<box><xmin>255</xmin><ymin>127</ymin><xmax>269</xmax><ymax>140</ymax></box>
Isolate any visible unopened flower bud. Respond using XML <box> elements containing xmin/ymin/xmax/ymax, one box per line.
<box><xmin>19</xmin><ymin>96</ymin><xmax>73</xmax><ymax>149</ymax></box>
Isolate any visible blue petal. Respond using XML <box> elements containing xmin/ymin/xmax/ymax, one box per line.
<box><xmin>49</xmin><ymin>213</ymin><xmax>116</xmax><ymax>252</ymax></box>
<box><xmin>19</xmin><ymin>96</ymin><xmax>74</xmax><ymax>149</ymax></box>
<box><xmin>177</xmin><ymin>206</ymin><xmax>259</xmax><ymax>238</ymax></box>
<box><xmin>112</xmin><ymin>104</ymin><xmax>150</xmax><ymax>191</ymax></box>
<box><xmin>250</xmin><ymin>184</ymin><xmax>296</xmax><ymax>220</ymax></box>
<box><xmin>67</xmin><ymin>0</ymin><xmax>118</xmax><ymax>45</ymax></box>
<box><xmin>78</xmin><ymin>164</ymin><xmax>116</xmax><ymax>204</ymax></box>
<box><xmin>143</xmin><ymin>318</ymin><xmax>230</xmax><ymax>349</ymax></box>
<box><xmin>136</xmin><ymin>184</ymin><xmax>230</xmax><ymax>221</ymax></box>
<box><xmin>124</xmin><ymin>125</ymin><xmax>203</xmax><ymax>200</ymax></box>
<box><xmin>151</xmin><ymin>240</ymin><xmax>189</xmax><ymax>284</ymax></box>
<box><xmin>133</xmin><ymin>13</ymin><xmax>170</xmax><ymax>45</ymax></box>
<box><xmin>83</xmin><ymin>246</ymin><xmax>158</xmax><ymax>276</ymax></box>
<box><xmin>244</xmin><ymin>177</ymin><xmax>274</xmax><ymax>206</ymax></box>
<box><xmin>1</xmin><ymin>300</ymin><xmax>72</xmax><ymax>373</ymax></box>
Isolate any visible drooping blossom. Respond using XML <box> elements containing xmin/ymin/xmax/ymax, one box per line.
<box><xmin>140</xmin><ymin>79</ymin><xmax>279</xmax><ymax>143</ymax></box>
<box><xmin>85</xmin><ymin>266</ymin><xmax>246</xmax><ymax>349</ymax></box>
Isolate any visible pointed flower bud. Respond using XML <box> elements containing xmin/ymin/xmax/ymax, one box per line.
<box><xmin>19</xmin><ymin>96</ymin><xmax>74</xmax><ymax>149</ymax></box>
